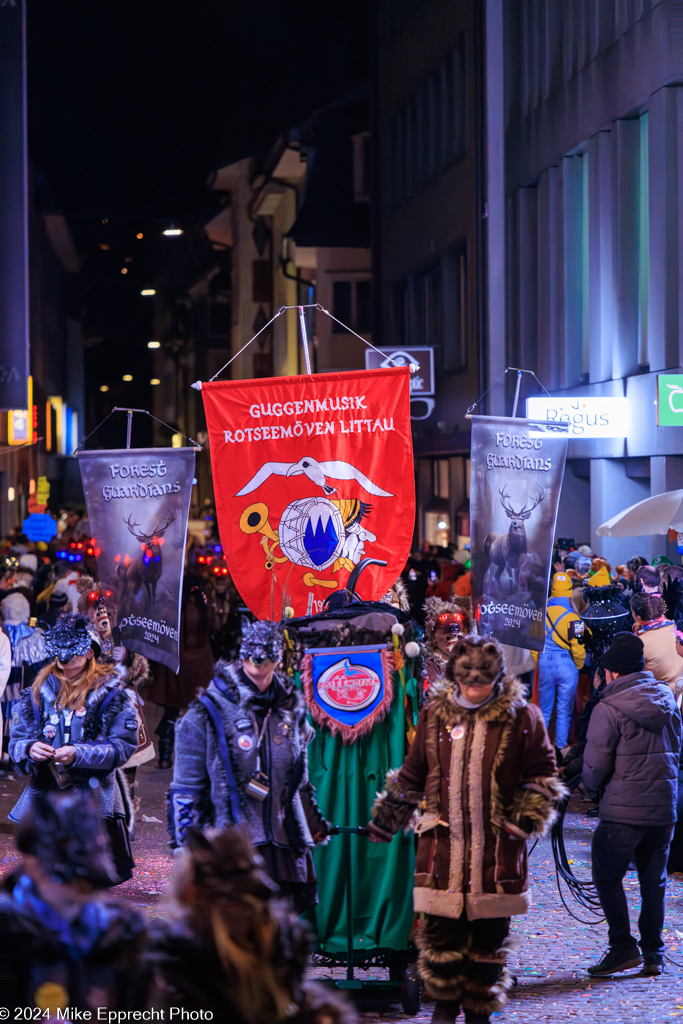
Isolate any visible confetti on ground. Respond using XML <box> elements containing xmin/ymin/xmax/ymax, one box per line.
<box><xmin>0</xmin><ymin>767</ymin><xmax>682</xmax><ymax>1020</ymax></box>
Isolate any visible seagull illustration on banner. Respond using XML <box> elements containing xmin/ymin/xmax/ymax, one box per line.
<box><xmin>236</xmin><ymin>456</ymin><xmax>394</xmax><ymax>498</ymax></box>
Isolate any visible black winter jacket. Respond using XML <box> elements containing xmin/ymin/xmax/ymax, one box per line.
<box><xmin>583</xmin><ymin>669</ymin><xmax>682</xmax><ymax>825</ymax></box>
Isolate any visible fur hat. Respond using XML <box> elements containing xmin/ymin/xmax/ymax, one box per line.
<box><xmin>381</xmin><ymin>577</ymin><xmax>410</xmax><ymax>611</ymax></box>
<box><xmin>0</xmin><ymin>592</ymin><xmax>30</xmax><ymax>625</ymax></box>
<box><xmin>16</xmin><ymin>789</ymin><xmax>118</xmax><ymax>888</ymax></box>
<box><xmin>239</xmin><ymin>619</ymin><xmax>283</xmax><ymax>665</ymax></box>
<box><xmin>43</xmin><ymin>616</ymin><xmax>101</xmax><ymax>661</ymax></box>
<box><xmin>76</xmin><ymin>574</ymin><xmax>117</xmax><ymax>618</ymax></box>
<box><xmin>18</xmin><ymin>553</ymin><xmax>37</xmax><ymax>573</ymax></box>
<box><xmin>424</xmin><ymin>596</ymin><xmax>473</xmax><ymax>639</ymax></box>
<box><xmin>444</xmin><ymin>635</ymin><xmax>506</xmax><ymax>688</ymax></box>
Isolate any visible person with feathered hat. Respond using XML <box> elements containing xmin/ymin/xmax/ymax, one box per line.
<box><xmin>8</xmin><ymin>616</ymin><xmax>138</xmax><ymax>883</ymax></box>
<box><xmin>167</xmin><ymin>619</ymin><xmax>331</xmax><ymax>913</ymax></box>
<box><xmin>367</xmin><ymin>635</ymin><xmax>564</xmax><ymax>1024</ymax></box>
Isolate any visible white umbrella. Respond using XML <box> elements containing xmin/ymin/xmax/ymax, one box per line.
<box><xmin>596</xmin><ymin>489</ymin><xmax>683</xmax><ymax>537</ymax></box>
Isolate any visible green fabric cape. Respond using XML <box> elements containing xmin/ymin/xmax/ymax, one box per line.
<box><xmin>303</xmin><ymin>670</ymin><xmax>415</xmax><ymax>954</ymax></box>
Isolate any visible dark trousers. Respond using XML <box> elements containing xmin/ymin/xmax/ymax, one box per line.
<box><xmin>591</xmin><ymin>820</ymin><xmax>674</xmax><ymax>955</ymax></box>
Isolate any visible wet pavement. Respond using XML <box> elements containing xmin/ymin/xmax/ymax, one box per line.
<box><xmin>1</xmin><ymin>759</ymin><xmax>683</xmax><ymax>1022</ymax></box>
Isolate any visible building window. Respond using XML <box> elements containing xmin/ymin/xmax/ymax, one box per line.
<box><xmin>352</xmin><ymin>132</ymin><xmax>371</xmax><ymax>203</ymax></box>
<box><xmin>442</xmin><ymin>246</ymin><xmax>467</xmax><ymax>371</ymax></box>
<box><xmin>433</xmin><ymin>459</ymin><xmax>449</xmax><ymax>499</ymax></box>
<box><xmin>581</xmin><ymin>154</ymin><xmax>590</xmax><ymax>377</ymax></box>
<box><xmin>638</xmin><ymin>112</ymin><xmax>649</xmax><ymax>368</ymax></box>
<box><xmin>393</xmin><ymin>245</ymin><xmax>467</xmax><ymax>368</ymax></box>
<box><xmin>389</xmin><ymin>42</ymin><xmax>466</xmax><ymax>207</ymax></box>
<box><xmin>332</xmin><ymin>278</ymin><xmax>373</xmax><ymax>333</ymax></box>
<box><xmin>391</xmin><ymin>283</ymin><xmax>408</xmax><ymax>345</ymax></box>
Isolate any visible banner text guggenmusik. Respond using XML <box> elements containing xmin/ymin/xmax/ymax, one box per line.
<box><xmin>222</xmin><ymin>396</ymin><xmax>395</xmax><ymax>443</ymax></box>
<box><xmin>201</xmin><ymin>367</ymin><xmax>415</xmax><ymax>621</ymax></box>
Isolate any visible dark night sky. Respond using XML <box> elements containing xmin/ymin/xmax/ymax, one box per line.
<box><xmin>28</xmin><ymin>0</ymin><xmax>370</xmax><ymax>220</ymax></box>
<box><xmin>26</xmin><ymin>0</ymin><xmax>369</xmax><ymax>432</ymax></box>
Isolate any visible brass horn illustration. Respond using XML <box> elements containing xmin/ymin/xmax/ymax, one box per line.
<box><xmin>239</xmin><ymin>503</ymin><xmax>288</xmax><ymax>570</ymax></box>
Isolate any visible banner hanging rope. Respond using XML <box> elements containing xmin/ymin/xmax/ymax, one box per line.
<box><xmin>191</xmin><ymin>304</ymin><xmax>419</xmax><ymax>390</ymax></box>
<box><xmin>75</xmin><ymin>407</ymin><xmax>203</xmax><ymax>454</ymax></box>
<box><xmin>466</xmin><ymin>367</ymin><xmax>554</xmax><ymax>418</ymax></box>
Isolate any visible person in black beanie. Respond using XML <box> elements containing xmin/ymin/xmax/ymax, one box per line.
<box><xmin>583</xmin><ymin>632</ymin><xmax>682</xmax><ymax>978</ymax></box>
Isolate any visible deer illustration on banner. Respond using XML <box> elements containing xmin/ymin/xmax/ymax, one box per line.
<box><xmin>117</xmin><ymin>509</ymin><xmax>178</xmax><ymax>607</ymax></box>
<box><xmin>77</xmin><ymin>448</ymin><xmax>195</xmax><ymax>673</ymax></box>
<box><xmin>201</xmin><ymin>367</ymin><xmax>415</xmax><ymax>620</ymax></box>
<box><xmin>470</xmin><ymin>415</ymin><xmax>568</xmax><ymax>653</ymax></box>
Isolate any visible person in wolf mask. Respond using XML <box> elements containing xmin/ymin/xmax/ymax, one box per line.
<box><xmin>167</xmin><ymin>619</ymin><xmax>331</xmax><ymax>912</ymax></box>
<box><xmin>8</xmin><ymin>617</ymin><xmax>138</xmax><ymax>883</ymax></box>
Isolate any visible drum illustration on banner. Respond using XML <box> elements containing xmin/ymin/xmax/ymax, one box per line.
<box><xmin>201</xmin><ymin>367</ymin><xmax>415</xmax><ymax>620</ymax></box>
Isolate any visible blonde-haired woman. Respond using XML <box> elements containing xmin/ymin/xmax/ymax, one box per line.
<box><xmin>9</xmin><ymin>616</ymin><xmax>138</xmax><ymax>882</ymax></box>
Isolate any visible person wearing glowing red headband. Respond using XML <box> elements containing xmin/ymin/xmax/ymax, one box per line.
<box><xmin>423</xmin><ymin>596</ymin><xmax>473</xmax><ymax>687</ymax></box>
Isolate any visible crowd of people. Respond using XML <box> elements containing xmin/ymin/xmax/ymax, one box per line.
<box><xmin>0</xmin><ymin>516</ymin><xmax>682</xmax><ymax>1019</ymax></box>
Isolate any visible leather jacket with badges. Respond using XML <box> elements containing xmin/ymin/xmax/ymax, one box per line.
<box><xmin>168</xmin><ymin>660</ymin><xmax>330</xmax><ymax>849</ymax></box>
<box><xmin>8</xmin><ymin>671</ymin><xmax>138</xmax><ymax>822</ymax></box>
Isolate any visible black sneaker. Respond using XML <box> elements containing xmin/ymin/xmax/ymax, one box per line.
<box><xmin>643</xmin><ymin>954</ymin><xmax>664</xmax><ymax>976</ymax></box>
<box><xmin>587</xmin><ymin>946</ymin><xmax>643</xmax><ymax>976</ymax></box>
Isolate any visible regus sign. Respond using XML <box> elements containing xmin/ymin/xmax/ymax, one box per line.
<box><xmin>526</xmin><ymin>397</ymin><xmax>629</xmax><ymax>438</ymax></box>
<box><xmin>657</xmin><ymin>375</ymin><xmax>683</xmax><ymax>426</ymax></box>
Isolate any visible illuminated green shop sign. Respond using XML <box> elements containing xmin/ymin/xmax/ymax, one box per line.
<box><xmin>657</xmin><ymin>374</ymin><xmax>683</xmax><ymax>426</ymax></box>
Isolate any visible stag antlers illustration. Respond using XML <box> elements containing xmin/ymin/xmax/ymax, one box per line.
<box><xmin>483</xmin><ymin>486</ymin><xmax>545</xmax><ymax>594</ymax></box>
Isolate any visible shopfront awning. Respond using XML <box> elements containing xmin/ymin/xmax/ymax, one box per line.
<box><xmin>596</xmin><ymin>489</ymin><xmax>683</xmax><ymax>537</ymax></box>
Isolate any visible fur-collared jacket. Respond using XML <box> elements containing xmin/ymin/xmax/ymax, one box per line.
<box><xmin>371</xmin><ymin>676</ymin><xmax>565</xmax><ymax>920</ymax></box>
<box><xmin>8</xmin><ymin>671</ymin><xmax>138</xmax><ymax>823</ymax></box>
<box><xmin>168</xmin><ymin>661</ymin><xmax>330</xmax><ymax>849</ymax></box>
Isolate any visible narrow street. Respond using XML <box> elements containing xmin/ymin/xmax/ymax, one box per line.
<box><xmin>2</xmin><ymin>761</ymin><xmax>682</xmax><ymax>1023</ymax></box>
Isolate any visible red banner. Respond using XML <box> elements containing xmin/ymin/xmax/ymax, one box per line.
<box><xmin>202</xmin><ymin>367</ymin><xmax>414</xmax><ymax>620</ymax></box>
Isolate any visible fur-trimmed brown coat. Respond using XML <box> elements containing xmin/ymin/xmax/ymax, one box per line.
<box><xmin>371</xmin><ymin>676</ymin><xmax>564</xmax><ymax>920</ymax></box>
